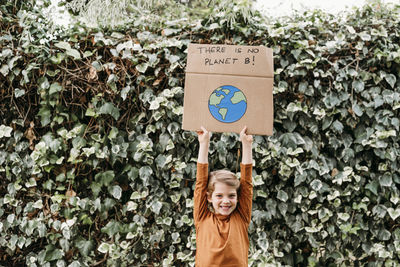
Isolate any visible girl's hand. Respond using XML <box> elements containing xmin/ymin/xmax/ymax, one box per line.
<box><xmin>240</xmin><ymin>126</ymin><xmax>253</xmax><ymax>146</ymax></box>
<box><xmin>240</xmin><ymin>126</ymin><xmax>253</xmax><ymax>164</ymax></box>
<box><xmin>197</xmin><ymin>126</ymin><xmax>211</xmax><ymax>144</ymax></box>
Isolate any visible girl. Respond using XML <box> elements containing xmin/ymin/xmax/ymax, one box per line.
<box><xmin>194</xmin><ymin>126</ymin><xmax>253</xmax><ymax>266</ymax></box>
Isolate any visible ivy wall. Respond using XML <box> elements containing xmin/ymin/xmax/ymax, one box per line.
<box><xmin>1</xmin><ymin>1</ymin><xmax>400</xmax><ymax>266</ymax></box>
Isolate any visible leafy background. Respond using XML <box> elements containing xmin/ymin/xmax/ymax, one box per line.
<box><xmin>1</xmin><ymin>0</ymin><xmax>399</xmax><ymax>266</ymax></box>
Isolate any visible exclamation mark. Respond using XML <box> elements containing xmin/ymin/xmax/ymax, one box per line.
<box><xmin>252</xmin><ymin>56</ymin><xmax>255</xmax><ymax>65</ymax></box>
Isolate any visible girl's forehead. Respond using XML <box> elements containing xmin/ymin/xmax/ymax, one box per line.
<box><xmin>213</xmin><ymin>182</ymin><xmax>237</xmax><ymax>192</ymax></box>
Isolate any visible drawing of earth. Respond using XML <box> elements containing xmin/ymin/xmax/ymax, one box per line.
<box><xmin>208</xmin><ymin>85</ymin><xmax>247</xmax><ymax>123</ymax></box>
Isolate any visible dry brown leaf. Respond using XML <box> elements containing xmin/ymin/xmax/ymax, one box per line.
<box><xmin>331</xmin><ymin>168</ymin><xmax>339</xmax><ymax>177</ymax></box>
<box><xmin>153</xmin><ymin>77</ymin><xmax>163</xmax><ymax>86</ymax></box>
<box><xmin>88</xmin><ymin>66</ymin><xmax>98</xmax><ymax>81</ymax></box>
<box><xmin>24</xmin><ymin>121</ymin><xmax>37</xmax><ymax>150</ymax></box>
<box><xmin>66</xmin><ymin>189</ymin><xmax>77</xmax><ymax>199</ymax></box>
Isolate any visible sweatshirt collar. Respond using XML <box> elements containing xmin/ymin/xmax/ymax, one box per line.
<box><xmin>215</xmin><ymin>213</ymin><xmax>230</xmax><ymax>221</ymax></box>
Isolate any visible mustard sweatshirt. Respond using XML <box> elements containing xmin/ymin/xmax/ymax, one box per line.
<box><xmin>194</xmin><ymin>163</ymin><xmax>253</xmax><ymax>267</ymax></box>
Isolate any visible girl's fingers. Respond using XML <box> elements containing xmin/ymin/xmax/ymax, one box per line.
<box><xmin>240</xmin><ymin>126</ymin><xmax>247</xmax><ymax>137</ymax></box>
<box><xmin>240</xmin><ymin>126</ymin><xmax>253</xmax><ymax>142</ymax></box>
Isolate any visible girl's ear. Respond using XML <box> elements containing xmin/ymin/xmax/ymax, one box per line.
<box><xmin>206</xmin><ymin>192</ymin><xmax>212</xmax><ymax>203</ymax></box>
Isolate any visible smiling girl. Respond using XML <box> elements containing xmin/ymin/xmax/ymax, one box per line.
<box><xmin>194</xmin><ymin>126</ymin><xmax>253</xmax><ymax>267</ymax></box>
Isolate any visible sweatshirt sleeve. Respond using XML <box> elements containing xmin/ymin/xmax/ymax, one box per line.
<box><xmin>194</xmin><ymin>162</ymin><xmax>209</xmax><ymax>225</ymax></box>
<box><xmin>237</xmin><ymin>163</ymin><xmax>253</xmax><ymax>225</ymax></box>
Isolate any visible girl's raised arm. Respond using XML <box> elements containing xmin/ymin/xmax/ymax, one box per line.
<box><xmin>237</xmin><ymin>126</ymin><xmax>253</xmax><ymax>225</ymax></box>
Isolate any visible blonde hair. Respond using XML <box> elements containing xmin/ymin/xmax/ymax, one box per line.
<box><xmin>207</xmin><ymin>170</ymin><xmax>240</xmax><ymax>196</ymax></box>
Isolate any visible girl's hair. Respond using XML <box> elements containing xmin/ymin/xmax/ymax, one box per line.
<box><xmin>207</xmin><ymin>170</ymin><xmax>240</xmax><ymax>196</ymax></box>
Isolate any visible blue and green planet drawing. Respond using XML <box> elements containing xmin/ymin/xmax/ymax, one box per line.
<box><xmin>208</xmin><ymin>85</ymin><xmax>247</xmax><ymax>123</ymax></box>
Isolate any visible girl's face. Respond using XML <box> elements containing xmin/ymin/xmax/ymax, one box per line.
<box><xmin>207</xmin><ymin>182</ymin><xmax>238</xmax><ymax>216</ymax></box>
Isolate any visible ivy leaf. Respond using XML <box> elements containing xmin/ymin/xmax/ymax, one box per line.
<box><xmin>384</xmin><ymin>74</ymin><xmax>396</xmax><ymax>88</ymax></box>
<box><xmin>0</xmin><ymin>64</ymin><xmax>9</xmax><ymax>76</ymax></box>
<box><xmin>151</xmin><ymin>201</ymin><xmax>162</xmax><ymax>215</ymax></box>
<box><xmin>0</xmin><ymin>125</ymin><xmax>12</xmax><ymax>138</ymax></box>
<box><xmin>139</xmin><ymin>166</ymin><xmax>153</xmax><ymax>184</ymax></box>
<box><xmin>155</xmin><ymin>154</ymin><xmax>167</xmax><ymax>168</ymax></box>
<box><xmin>352</xmin><ymin>103</ymin><xmax>363</xmax><ymax>117</ymax></box>
<box><xmin>101</xmin><ymin>220</ymin><xmax>122</xmax><ymax>237</ymax></box>
<box><xmin>110</xmin><ymin>185</ymin><xmax>122</xmax><ymax>200</ymax></box>
<box><xmin>38</xmin><ymin>106</ymin><xmax>52</xmax><ymax>126</ymax></box>
<box><xmin>75</xmin><ymin>239</ymin><xmax>94</xmax><ymax>257</ymax></box>
<box><xmin>310</xmin><ymin>179</ymin><xmax>322</xmax><ymax>191</ymax></box>
<box><xmin>66</xmin><ymin>49</ymin><xmax>81</xmax><ymax>60</ymax></box>
<box><xmin>55</xmin><ymin>41</ymin><xmax>72</xmax><ymax>50</ymax></box>
<box><xmin>359</xmin><ymin>32</ymin><xmax>371</xmax><ymax>41</ymax></box>
<box><xmin>136</xmin><ymin>63</ymin><xmax>148</xmax><ymax>73</ymax></box>
<box><xmin>387</xmin><ymin>208</ymin><xmax>400</xmax><ymax>220</ymax></box>
<box><xmin>95</xmin><ymin>171</ymin><xmax>115</xmax><ymax>187</ymax></box>
<box><xmin>14</xmin><ymin>88</ymin><xmax>25</xmax><ymax>98</ymax></box>
<box><xmin>366</xmin><ymin>180</ymin><xmax>379</xmax><ymax>195</ymax></box>
<box><xmin>97</xmin><ymin>243</ymin><xmax>109</xmax><ymax>254</ymax></box>
<box><xmin>44</xmin><ymin>245</ymin><xmax>64</xmax><ymax>261</ymax></box>
<box><xmin>49</xmin><ymin>82</ymin><xmax>63</xmax><ymax>95</ymax></box>
<box><xmin>98</xmin><ymin>102</ymin><xmax>120</xmax><ymax>120</ymax></box>
<box><xmin>352</xmin><ymin>80</ymin><xmax>364</xmax><ymax>93</ymax></box>
<box><xmin>55</xmin><ymin>42</ymin><xmax>81</xmax><ymax>60</ymax></box>
<box><xmin>277</xmin><ymin>190</ymin><xmax>288</xmax><ymax>202</ymax></box>
<box><xmin>332</xmin><ymin>120</ymin><xmax>344</xmax><ymax>133</ymax></box>
<box><xmin>379</xmin><ymin>173</ymin><xmax>392</xmax><ymax>187</ymax></box>
<box><xmin>377</xmin><ymin>229</ymin><xmax>391</xmax><ymax>241</ymax></box>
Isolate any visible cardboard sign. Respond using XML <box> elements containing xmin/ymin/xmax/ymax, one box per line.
<box><xmin>182</xmin><ymin>43</ymin><xmax>274</xmax><ymax>135</ymax></box>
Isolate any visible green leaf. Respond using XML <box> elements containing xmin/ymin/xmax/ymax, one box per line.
<box><xmin>377</xmin><ymin>229</ymin><xmax>391</xmax><ymax>241</ymax></box>
<box><xmin>85</xmin><ymin>108</ymin><xmax>96</xmax><ymax>117</ymax></box>
<box><xmin>55</xmin><ymin>41</ymin><xmax>72</xmax><ymax>50</ymax></box>
<box><xmin>310</xmin><ymin>179</ymin><xmax>322</xmax><ymax>191</ymax></box>
<box><xmin>95</xmin><ymin>171</ymin><xmax>115</xmax><ymax>187</ymax></box>
<box><xmin>66</xmin><ymin>48</ymin><xmax>81</xmax><ymax>60</ymax></box>
<box><xmin>0</xmin><ymin>125</ymin><xmax>12</xmax><ymax>138</ymax></box>
<box><xmin>38</xmin><ymin>106</ymin><xmax>52</xmax><ymax>126</ymax></box>
<box><xmin>69</xmin><ymin>261</ymin><xmax>81</xmax><ymax>267</ymax></box>
<box><xmin>359</xmin><ymin>32</ymin><xmax>371</xmax><ymax>41</ymax></box>
<box><xmin>387</xmin><ymin>208</ymin><xmax>400</xmax><ymax>220</ymax></box>
<box><xmin>44</xmin><ymin>245</ymin><xmax>64</xmax><ymax>261</ymax></box>
<box><xmin>352</xmin><ymin>103</ymin><xmax>363</xmax><ymax>117</ymax></box>
<box><xmin>50</xmin><ymin>53</ymin><xmax>66</xmax><ymax>64</ymax></box>
<box><xmin>0</xmin><ymin>64</ymin><xmax>9</xmax><ymax>76</ymax></box>
<box><xmin>49</xmin><ymin>83</ymin><xmax>63</xmax><ymax>95</ymax></box>
<box><xmin>366</xmin><ymin>180</ymin><xmax>379</xmax><ymax>195</ymax></box>
<box><xmin>379</xmin><ymin>173</ymin><xmax>392</xmax><ymax>187</ymax></box>
<box><xmin>337</xmin><ymin>213</ymin><xmax>350</xmax><ymax>221</ymax></box>
<box><xmin>83</xmin><ymin>50</ymin><xmax>94</xmax><ymax>58</ymax></box>
<box><xmin>110</xmin><ymin>185</ymin><xmax>122</xmax><ymax>200</ymax></box>
<box><xmin>101</xmin><ymin>220</ymin><xmax>122</xmax><ymax>237</ymax></box>
<box><xmin>98</xmin><ymin>243</ymin><xmax>109</xmax><ymax>253</ymax></box>
<box><xmin>151</xmin><ymin>201</ymin><xmax>163</xmax><ymax>217</ymax></box>
<box><xmin>385</xmin><ymin>74</ymin><xmax>396</xmax><ymax>88</ymax></box>
<box><xmin>277</xmin><ymin>190</ymin><xmax>288</xmax><ymax>202</ymax></box>
<box><xmin>136</xmin><ymin>63</ymin><xmax>148</xmax><ymax>73</ymax></box>
<box><xmin>332</xmin><ymin>120</ymin><xmax>344</xmax><ymax>133</ymax></box>
<box><xmin>98</xmin><ymin>102</ymin><xmax>120</xmax><ymax>120</ymax></box>
<box><xmin>121</xmin><ymin>86</ymin><xmax>132</xmax><ymax>100</ymax></box>
<box><xmin>352</xmin><ymin>80</ymin><xmax>364</xmax><ymax>93</ymax></box>
<box><xmin>75</xmin><ymin>239</ymin><xmax>94</xmax><ymax>257</ymax></box>
<box><xmin>155</xmin><ymin>154</ymin><xmax>167</xmax><ymax>168</ymax></box>
<box><xmin>14</xmin><ymin>88</ymin><xmax>25</xmax><ymax>98</ymax></box>
<box><xmin>139</xmin><ymin>166</ymin><xmax>153</xmax><ymax>184</ymax></box>
<box><xmin>209</xmin><ymin>23</ymin><xmax>219</xmax><ymax>30</ymax></box>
